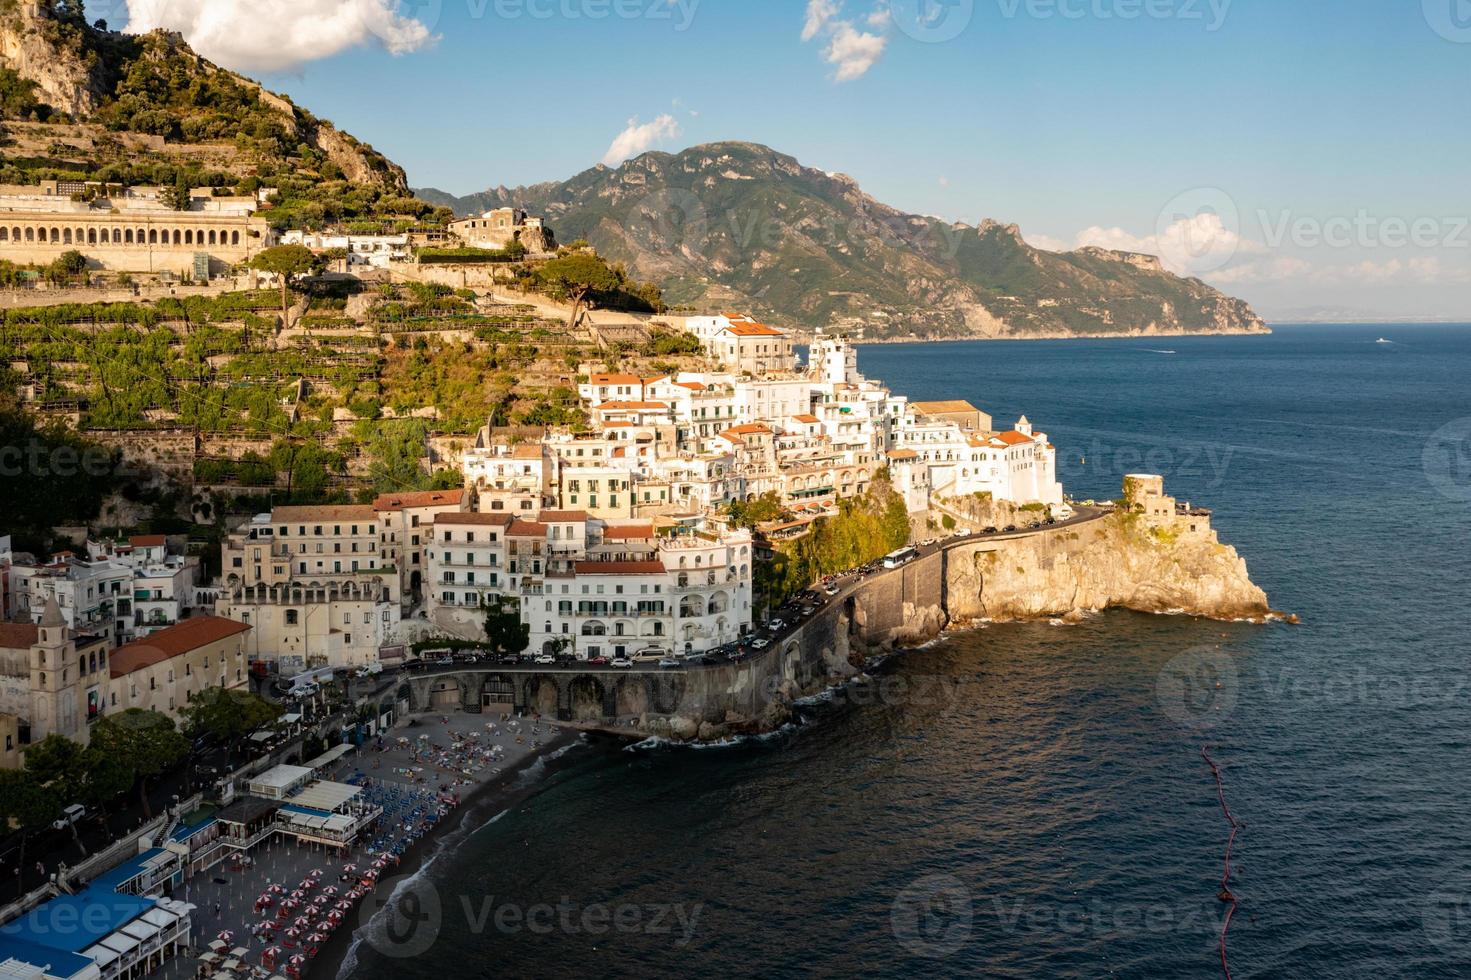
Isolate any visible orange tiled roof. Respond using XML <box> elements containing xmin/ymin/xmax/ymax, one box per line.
<box><xmin>508</xmin><ymin>520</ymin><xmax>548</xmax><ymax>536</ymax></box>
<box><xmin>589</xmin><ymin>373</ymin><xmax>643</xmax><ymax>385</ymax></box>
<box><xmin>995</xmin><ymin>430</ymin><xmax>1037</xmax><ymax>446</ymax></box>
<box><xmin>539</xmin><ymin>510</ymin><xmax>589</xmax><ymax>523</ymax></box>
<box><xmin>0</xmin><ymin>623</ymin><xmax>39</xmax><ymax>650</ymax></box>
<box><xmin>110</xmin><ymin>617</ymin><xmax>250</xmax><ymax>677</ymax></box>
<box><xmin>725</xmin><ymin>423</ymin><xmax>772</xmax><ymax>436</ymax></box>
<box><xmin>434</xmin><ymin>513</ymin><xmax>514</xmax><ymax>526</ymax></box>
<box><xmin>723</xmin><ymin>322</ymin><xmax>785</xmax><ymax>338</ymax></box>
<box><xmin>603</xmin><ymin>524</ymin><xmax>655</xmax><ymax>540</ymax></box>
<box><xmin>792</xmin><ymin>414</ymin><xmax>820</xmax><ymax>424</ymax></box>
<box><xmin>913</xmin><ymin>399</ymin><xmax>982</xmax><ymax>416</ymax></box>
<box><xmin>886</xmin><ymin>449</ymin><xmax>919</xmax><ymax>460</ymax></box>
<box><xmin>373</xmin><ymin>489</ymin><xmax>466</xmax><ymax>512</ymax></box>
<box><xmin>274</xmin><ymin>504</ymin><xmax>375</xmax><ymax>522</ymax></box>
<box><xmin>573</xmin><ymin>560</ymin><xmax>666</xmax><ymax>575</ymax></box>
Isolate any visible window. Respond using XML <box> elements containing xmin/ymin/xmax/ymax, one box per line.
<box><xmin>286</xmin><ymin>610</ymin><xmax>299</xmax><ymax>625</ymax></box>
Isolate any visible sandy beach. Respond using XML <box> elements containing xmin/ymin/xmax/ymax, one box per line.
<box><xmin>163</xmin><ymin>711</ymin><xmax>582</xmax><ymax>980</ymax></box>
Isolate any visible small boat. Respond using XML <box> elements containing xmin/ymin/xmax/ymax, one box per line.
<box><xmin>1376</xmin><ymin>337</ymin><xmax>1392</xmax><ymax>344</ymax></box>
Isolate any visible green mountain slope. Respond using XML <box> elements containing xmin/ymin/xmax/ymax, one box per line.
<box><xmin>419</xmin><ymin>141</ymin><xmax>1265</xmax><ymax>339</ymax></box>
<box><xmin>0</xmin><ymin>1</ymin><xmax>447</xmax><ymax>232</ymax></box>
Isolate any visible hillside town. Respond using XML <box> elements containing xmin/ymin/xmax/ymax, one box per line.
<box><xmin>0</xmin><ymin>287</ymin><xmax>1083</xmax><ymax>978</ymax></box>
<box><xmin>1</xmin><ymin>310</ymin><xmax>1062</xmax><ymax>695</ymax></box>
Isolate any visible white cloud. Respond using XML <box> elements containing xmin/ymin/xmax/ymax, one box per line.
<box><xmin>801</xmin><ymin>1</ymin><xmax>888</xmax><ymax>82</ymax></box>
<box><xmin>601</xmin><ymin>114</ymin><xmax>681</xmax><ymax>167</ymax></box>
<box><xmin>867</xmin><ymin>3</ymin><xmax>893</xmax><ymax>29</ymax></box>
<box><xmin>802</xmin><ymin>0</ymin><xmax>840</xmax><ymax>41</ymax></box>
<box><xmin>823</xmin><ymin>21</ymin><xmax>888</xmax><ymax>82</ymax></box>
<box><xmin>1073</xmin><ymin>213</ymin><xmax>1252</xmax><ymax>277</ymax></box>
<box><xmin>124</xmin><ymin>0</ymin><xmax>438</xmax><ymax>73</ymax></box>
<box><xmin>1023</xmin><ymin>232</ymin><xmax>1070</xmax><ymax>253</ymax></box>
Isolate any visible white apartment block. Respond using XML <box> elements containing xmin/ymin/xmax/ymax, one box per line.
<box><xmin>522</xmin><ymin>519</ymin><xmax>754</xmax><ymax>661</ymax></box>
<box><xmin>425</xmin><ymin>513</ymin><xmax>514</xmax><ymax>633</ymax></box>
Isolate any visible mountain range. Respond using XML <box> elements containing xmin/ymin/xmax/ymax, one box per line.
<box><xmin>417</xmin><ymin>142</ymin><xmax>1267</xmax><ymax>340</ymax></box>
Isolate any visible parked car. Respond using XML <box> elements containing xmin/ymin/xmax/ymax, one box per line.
<box><xmin>983</xmin><ymin>526</ymin><xmax>998</xmax><ymax>535</ymax></box>
<box><xmin>824</xmin><ymin>584</ymin><xmax>839</xmax><ymax>596</ymax></box>
<box><xmin>434</xmin><ymin>655</ymin><xmax>454</xmax><ymax>667</ymax></box>
<box><xmin>355</xmin><ymin>662</ymin><xmax>384</xmax><ymax>678</ymax></box>
<box><xmin>658</xmin><ymin>658</ymin><xmax>681</xmax><ymax>669</ymax></box>
<box><xmin>611</xmin><ymin>656</ymin><xmax>634</xmax><ymax>669</ymax></box>
<box><xmin>768</xmin><ymin>618</ymin><xmax>785</xmax><ymax>631</ymax></box>
<box><xmin>588</xmin><ymin>655</ymin><xmax>610</xmax><ymax>666</ymax></box>
<box><xmin>1003</xmin><ymin>525</ymin><xmax>1017</xmax><ymax>533</ymax></box>
<box><xmin>533</xmin><ymin>653</ymin><xmax>556</xmax><ymax>665</ymax></box>
<box><xmin>52</xmin><ymin>803</ymin><xmax>85</xmax><ymax>831</ymax></box>
<box><xmin>750</xmin><ymin>638</ymin><xmax>770</xmax><ymax>650</ymax></box>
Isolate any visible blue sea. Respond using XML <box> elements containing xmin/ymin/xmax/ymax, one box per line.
<box><xmin>347</xmin><ymin>324</ymin><xmax>1471</xmax><ymax>979</ymax></box>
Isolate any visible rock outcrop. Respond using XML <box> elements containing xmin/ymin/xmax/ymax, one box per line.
<box><xmin>946</xmin><ymin>512</ymin><xmax>1269</xmax><ymax>623</ymax></box>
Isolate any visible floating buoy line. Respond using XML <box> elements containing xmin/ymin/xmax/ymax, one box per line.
<box><xmin>1201</xmin><ymin>746</ymin><xmax>1241</xmax><ymax>980</ymax></box>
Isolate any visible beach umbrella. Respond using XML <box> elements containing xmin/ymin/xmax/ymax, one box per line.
<box><xmin>217</xmin><ymin>930</ymin><xmax>234</xmax><ymax>943</ymax></box>
<box><xmin>310</xmin><ymin>868</ymin><xmax>324</xmax><ymax>878</ymax></box>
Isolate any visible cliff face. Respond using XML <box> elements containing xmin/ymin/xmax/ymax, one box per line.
<box><xmin>946</xmin><ymin>513</ymin><xmax>1269</xmax><ymax>623</ymax></box>
<box><xmin>0</xmin><ymin>2</ymin><xmax>109</xmax><ymax>117</ymax></box>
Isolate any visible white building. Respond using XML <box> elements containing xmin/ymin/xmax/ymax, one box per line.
<box><xmin>522</xmin><ymin>520</ymin><xmax>754</xmax><ymax>661</ymax></box>
<box><xmin>685</xmin><ymin>313</ymin><xmax>797</xmax><ymax>376</ymax></box>
<box><xmin>279</xmin><ymin>230</ymin><xmax>410</xmax><ymax>268</ymax></box>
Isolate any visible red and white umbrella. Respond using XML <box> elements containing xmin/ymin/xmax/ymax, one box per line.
<box><xmin>310</xmin><ymin>868</ymin><xmax>324</xmax><ymax>878</ymax></box>
<box><xmin>216</xmin><ymin>930</ymin><xmax>233</xmax><ymax>943</ymax></box>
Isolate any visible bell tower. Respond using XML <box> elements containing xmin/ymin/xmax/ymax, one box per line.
<box><xmin>29</xmin><ymin>597</ymin><xmax>80</xmax><ymax>741</ymax></box>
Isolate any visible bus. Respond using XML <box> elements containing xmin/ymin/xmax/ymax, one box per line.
<box><xmin>883</xmin><ymin>546</ymin><xmax>918</xmax><ymax>569</ymax></box>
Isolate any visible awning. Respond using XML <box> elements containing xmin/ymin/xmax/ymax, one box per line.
<box><xmin>98</xmin><ymin>932</ymin><xmax>140</xmax><ymax>955</ymax></box>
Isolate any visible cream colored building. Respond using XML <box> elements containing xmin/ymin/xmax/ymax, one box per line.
<box><xmin>0</xmin><ymin>180</ymin><xmax>273</xmax><ymax>276</ymax></box>
<box><xmin>447</xmin><ymin>207</ymin><xmax>553</xmax><ymax>253</ymax></box>
<box><xmin>223</xmin><ymin>505</ymin><xmax>383</xmax><ymax>590</ymax></box>
<box><xmin>218</xmin><ymin>578</ymin><xmax>400</xmax><ymax>672</ymax></box>
<box><xmin>107</xmin><ymin>616</ymin><xmax>250</xmax><ymax>723</ymax></box>
<box><xmin>686</xmin><ymin>313</ymin><xmax>797</xmax><ymax>376</ymax></box>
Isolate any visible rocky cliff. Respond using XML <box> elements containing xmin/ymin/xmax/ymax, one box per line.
<box><xmin>0</xmin><ymin>2</ymin><xmax>409</xmax><ymax>193</ymax></box>
<box><xmin>945</xmin><ymin>513</ymin><xmax>1270</xmax><ymax>624</ymax></box>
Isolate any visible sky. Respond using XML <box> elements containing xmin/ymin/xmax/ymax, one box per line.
<box><xmin>115</xmin><ymin>0</ymin><xmax>1471</xmax><ymax>321</ymax></box>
